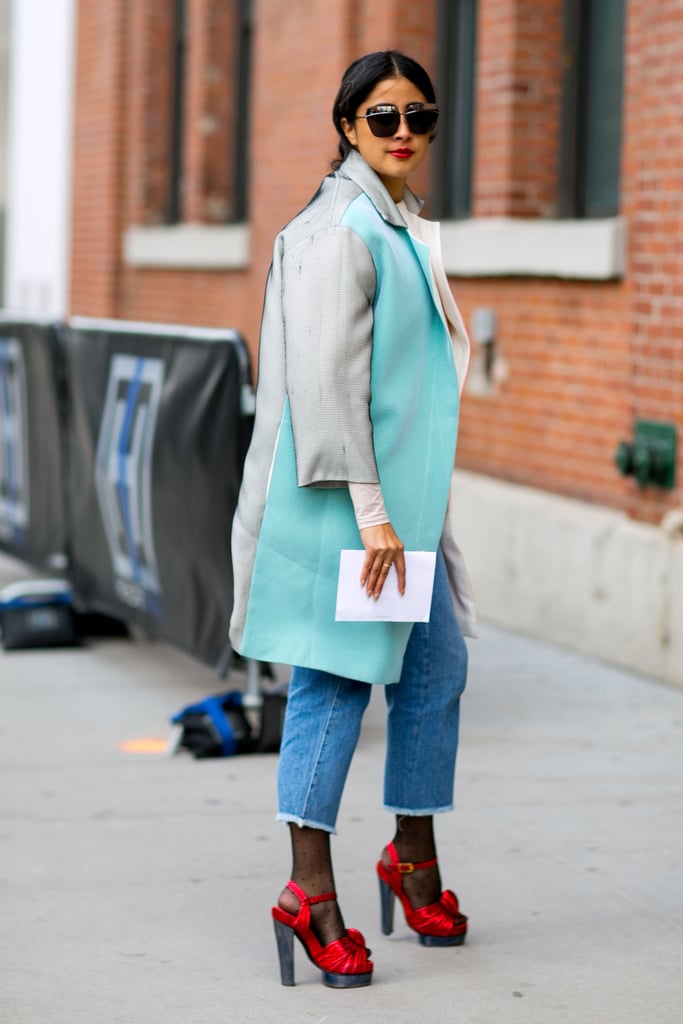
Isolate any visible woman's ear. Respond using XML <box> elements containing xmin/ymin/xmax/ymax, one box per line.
<box><xmin>341</xmin><ymin>117</ymin><xmax>358</xmax><ymax>148</ymax></box>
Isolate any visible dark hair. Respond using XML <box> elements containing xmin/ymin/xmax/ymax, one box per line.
<box><xmin>331</xmin><ymin>51</ymin><xmax>437</xmax><ymax>169</ymax></box>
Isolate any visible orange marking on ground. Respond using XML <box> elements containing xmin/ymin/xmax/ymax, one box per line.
<box><xmin>119</xmin><ymin>737</ymin><xmax>168</xmax><ymax>754</ymax></box>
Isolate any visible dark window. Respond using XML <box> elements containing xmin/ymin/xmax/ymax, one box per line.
<box><xmin>433</xmin><ymin>0</ymin><xmax>477</xmax><ymax>219</ymax></box>
<box><xmin>167</xmin><ymin>0</ymin><xmax>251</xmax><ymax>225</ymax></box>
<box><xmin>232</xmin><ymin>0</ymin><xmax>252</xmax><ymax>222</ymax></box>
<box><xmin>168</xmin><ymin>0</ymin><xmax>186</xmax><ymax>223</ymax></box>
<box><xmin>560</xmin><ymin>0</ymin><xmax>626</xmax><ymax>218</ymax></box>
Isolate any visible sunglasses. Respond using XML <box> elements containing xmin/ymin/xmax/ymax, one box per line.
<box><xmin>355</xmin><ymin>104</ymin><xmax>439</xmax><ymax>138</ymax></box>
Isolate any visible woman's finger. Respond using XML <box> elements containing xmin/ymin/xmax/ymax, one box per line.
<box><xmin>394</xmin><ymin>550</ymin><xmax>406</xmax><ymax>596</ymax></box>
<box><xmin>371</xmin><ymin>558</ymin><xmax>394</xmax><ymax>600</ymax></box>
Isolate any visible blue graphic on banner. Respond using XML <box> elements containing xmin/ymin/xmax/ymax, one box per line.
<box><xmin>95</xmin><ymin>355</ymin><xmax>164</xmax><ymax>617</ymax></box>
<box><xmin>0</xmin><ymin>338</ymin><xmax>30</xmax><ymax>548</ymax></box>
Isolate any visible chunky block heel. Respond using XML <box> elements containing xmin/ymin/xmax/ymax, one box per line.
<box><xmin>272</xmin><ymin>881</ymin><xmax>373</xmax><ymax>988</ymax></box>
<box><xmin>273</xmin><ymin>918</ymin><xmax>295</xmax><ymax>986</ymax></box>
<box><xmin>378</xmin><ymin>875</ymin><xmax>395</xmax><ymax>936</ymax></box>
<box><xmin>376</xmin><ymin>841</ymin><xmax>468</xmax><ymax>946</ymax></box>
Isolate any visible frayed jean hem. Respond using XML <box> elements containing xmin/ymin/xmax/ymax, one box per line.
<box><xmin>276</xmin><ymin>812</ymin><xmax>337</xmax><ymax>835</ymax></box>
<box><xmin>382</xmin><ymin>803</ymin><xmax>454</xmax><ymax>816</ymax></box>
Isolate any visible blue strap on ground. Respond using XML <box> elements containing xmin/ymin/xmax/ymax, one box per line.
<box><xmin>171</xmin><ymin>692</ymin><xmax>243</xmax><ymax>756</ymax></box>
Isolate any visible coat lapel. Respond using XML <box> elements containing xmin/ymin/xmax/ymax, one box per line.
<box><xmin>338</xmin><ymin>151</ymin><xmax>438</xmax><ymax>308</ymax></box>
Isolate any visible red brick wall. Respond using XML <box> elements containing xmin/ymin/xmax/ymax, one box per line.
<box><xmin>70</xmin><ymin>0</ymin><xmax>127</xmax><ymax>317</ymax></box>
<box><xmin>620</xmin><ymin>0</ymin><xmax>683</xmax><ymax>522</ymax></box>
<box><xmin>452</xmin><ymin>278</ymin><xmax>632</xmax><ymax>509</ymax></box>
<box><xmin>69</xmin><ymin>0</ymin><xmax>683</xmax><ymax>523</ymax></box>
<box><xmin>452</xmin><ymin>0</ymin><xmax>682</xmax><ymax>523</ymax></box>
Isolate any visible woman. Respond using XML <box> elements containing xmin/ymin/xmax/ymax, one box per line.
<box><xmin>230</xmin><ymin>50</ymin><xmax>476</xmax><ymax>988</ymax></box>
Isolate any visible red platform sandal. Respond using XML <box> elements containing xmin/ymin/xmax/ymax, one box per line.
<box><xmin>272</xmin><ymin>881</ymin><xmax>373</xmax><ymax>988</ymax></box>
<box><xmin>376</xmin><ymin>841</ymin><xmax>468</xmax><ymax>947</ymax></box>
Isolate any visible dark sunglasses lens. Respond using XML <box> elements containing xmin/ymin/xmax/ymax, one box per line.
<box><xmin>366</xmin><ymin>112</ymin><xmax>400</xmax><ymax>137</ymax></box>
<box><xmin>365</xmin><ymin>109</ymin><xmax>439</xmax><ymax>137</ymax></box>
<box><xmin>406</xmin><ymin>110</ymin><xmax>438</xmax><ymax>135</ymax></box>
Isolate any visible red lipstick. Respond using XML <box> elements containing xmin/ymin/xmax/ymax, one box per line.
<box><xmin>389</xmin><ymin>149</ymin><xmax>414</xmax><ymax>159</ymax></box>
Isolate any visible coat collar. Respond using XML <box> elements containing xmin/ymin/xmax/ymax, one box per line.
<box><xmin>337</xmin><ymin>149</ymin><xmax>424</xmax><ymax>227</ymax></box>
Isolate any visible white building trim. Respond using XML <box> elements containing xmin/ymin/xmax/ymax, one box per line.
<box><xmin>441</xmin><ymin>216</ymin><xmax>626</xmax><ymax>280</ymax></box>
<box><xmin>122</xmin><ymin>217</ymin><xmax>627</xmax><ymax>280</ymax></box>
<box><xmin>123</xmin><ymin>224</ymin><xmax>250</xmax><ymax>270</ymax></box>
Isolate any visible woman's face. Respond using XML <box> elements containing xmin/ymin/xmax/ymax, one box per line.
<box><xmin>341</xmin><ymin>76</ymin><xmax>434</xmax><ymax>201</ymax></box>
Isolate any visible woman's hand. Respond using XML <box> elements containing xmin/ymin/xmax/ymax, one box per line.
<box><xmin>359</xmin><ymin>522</ymin><xmax>406</xmax><ymax>600</ymax></box>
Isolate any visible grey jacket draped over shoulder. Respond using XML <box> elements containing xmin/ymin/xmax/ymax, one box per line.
<box><xmin>229</xmin><ymin>149</ymin><xmax>476</xmax><ymax>684</ymax></box>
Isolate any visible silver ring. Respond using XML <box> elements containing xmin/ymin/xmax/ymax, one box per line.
<box><xmin>382</xmin><ymin>562</ymin><xmax>391</xmax><ymax>568</ymax></box>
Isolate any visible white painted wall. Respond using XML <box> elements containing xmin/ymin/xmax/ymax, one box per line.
<box><xmin>451</xmin><ymin>471</ymin><xmax>683</xmax><ymax>689</ymax></box>
<box><xmin>4</xmin><ymin>0</ymin><xmax>76</xmax><ymax>316</ymax></box>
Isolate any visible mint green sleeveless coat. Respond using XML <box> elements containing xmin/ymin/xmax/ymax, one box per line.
<box><xmin>229</xmin><ymin>151</ymin><xmax>474</xmax><ymax>684</ymax></box>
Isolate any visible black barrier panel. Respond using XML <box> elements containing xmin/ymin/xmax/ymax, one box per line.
<box><xmin>63</xmin><ymin>318</ymin><xmax>254</xmax><ymax>667</ymax></box>
<box><xmin>0</xmin><ymin>315</ymin><xmax>68</xmax><ymax>570</ymax></box>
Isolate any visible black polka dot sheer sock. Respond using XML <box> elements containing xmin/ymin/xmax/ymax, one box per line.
<box><xmin>278</xmin><ymin>825</ymin><xmax>346</xmax><ymax>945</ymax></box>
<box><xmin>388</xmin><ymin>815</ymin><xmax>442</xmax><ymax>909</ymax></box>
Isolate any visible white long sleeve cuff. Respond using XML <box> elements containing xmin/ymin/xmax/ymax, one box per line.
<box><xmin>348</xmin><ymin>481</ymin><xmax>390</xmax><ymax>529</ymax></box>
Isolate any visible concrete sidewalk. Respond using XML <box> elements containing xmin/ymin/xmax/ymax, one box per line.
<box><xmin>1</xmin><ymin>552</ymin><xmax>682</xmax><ymax>1024</ymax></box>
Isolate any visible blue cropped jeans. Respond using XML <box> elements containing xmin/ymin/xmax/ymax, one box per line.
<box><xmin>277</xmin><ymin>548</ymin><xmax>468</xmax><ymax>834</ymax></box>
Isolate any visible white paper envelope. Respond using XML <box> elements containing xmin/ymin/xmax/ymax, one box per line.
<box><xmin>335</xmin><ymin>549</ymin><xmax>437</xmax><ymax>622</ymax></box>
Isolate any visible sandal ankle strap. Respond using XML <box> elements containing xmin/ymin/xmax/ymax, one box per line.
<box><xmin>386</xmin><ymin>840</ymin><xmax>438</xmax><ymax>874</ymax></box>
<box><xmin>286</xmin><ymin>880</ymin><xmax>337</xmax><ymax>906</ymax></box>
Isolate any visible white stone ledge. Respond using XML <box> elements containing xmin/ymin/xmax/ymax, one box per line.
<box><xmin>123</xmin><ymin>224</ymin><xmax>250</xmax><ymax>270</ymax></box>
<box><xmin>451</xmin><ymin>470</ymin><xmax>683</xmax><ymax>688</ymax></box>
<box><xmin>441</xmin><ymin>216</ymin><xmax>626</xmax><ymax>280</ymax></box>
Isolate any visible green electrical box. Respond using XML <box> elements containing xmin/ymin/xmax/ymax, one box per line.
<box><xmin>615</xmin><ymin>419</ymin><xmax>678</xmax><ymax>489</ymax></box>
